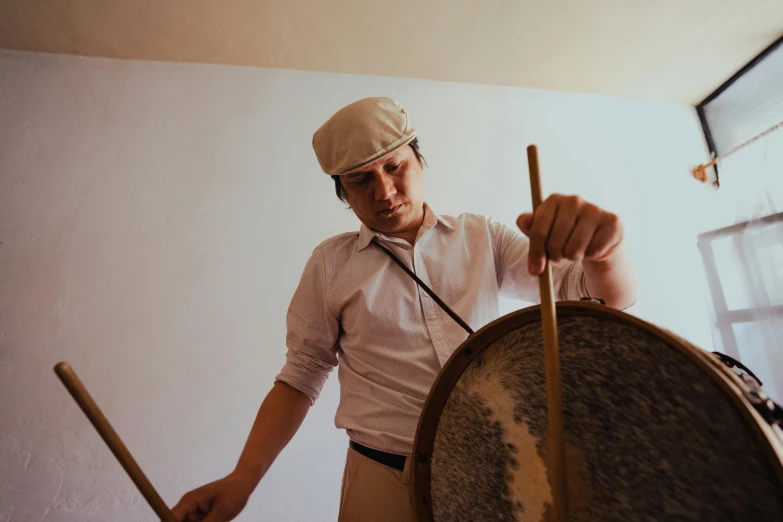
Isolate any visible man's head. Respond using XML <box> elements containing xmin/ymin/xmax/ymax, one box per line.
<box><xmin>313</xmin><ymin>97</ymin><xmax>427</xmax><ymax>238</ymax></box>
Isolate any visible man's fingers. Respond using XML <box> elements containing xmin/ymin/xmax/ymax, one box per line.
<box><xmin>172</xmin><ymin>496</ymin><xmax>199</xmax><ymax>521</ymax></box>
<box><xmin>518</xmin><ymin>212</ymin><xmax>542</xmax><ymax>274</ymax></box>
<box><xmin>563</xmin><ymin>206</ymin><xmax>600</xmax><ymax>262</ymax></box>
<box><xmin>202</xmin><ymin>512</ymin><xmax>222</xmax><ymax>522</ymax></box>
<box><xmin>586</xmin><ymin>213</ymin><xmax>623</xmax><ymax>261</ymax></box>
<box><xmin>202</xmin><ymin>503</ymin><xmax>229</xmax><ymax>522</ymax></box>
<box><xmin>517</xmin><ymin>213</ymin><xmax>544</xmax><ymax>273</ymax></box>
<box><xmin>546</xmin><ymin>197</ymin><xmax>580</xmax><ymax>261</ymax></box>
<box><xmin>521</xmin><ymin>195</ymin><xmax>622</xmax><ymax>273</ymax></box>
<box><xmin>173</xmin><ymin>486</ymin><xmax>218</xmax><ymax>522</ymax></box>
<box><xmin>524</xmin><ymin>201</ymin><xmax>558</xmax><ymax>275</ymax></box>
<box><xmin>516</xmin><ymin>213</ymin><xmax>533</xmax><ymax>235</ymax></box>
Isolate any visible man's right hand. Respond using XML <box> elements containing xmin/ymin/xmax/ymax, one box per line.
<box><xmin>171</xmin><ymin>471</ymin><xmax>256</xmax><ymax>522</ymax></box>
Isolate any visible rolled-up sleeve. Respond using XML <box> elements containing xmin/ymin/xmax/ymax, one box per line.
<box><xmin>275</xmin><ymin>246</ymin><xmax>340</xmax><ymax>404</ymax></box>
<box><xmin>488</xmin><ymin>217</ymin><xmax>589</xmax><ymax>302</ymax></box>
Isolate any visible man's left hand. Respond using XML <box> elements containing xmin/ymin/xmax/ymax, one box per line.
<box><xmin>517</xmin><ymin>194</ymin><xmax>623</xmax><ymax>276</ymax></box>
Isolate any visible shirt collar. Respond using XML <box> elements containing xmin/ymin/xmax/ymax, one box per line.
<box><xmin>356</xmin><ymin>203</ymin><xmax>454</xmax><ymax>252</ymax></box>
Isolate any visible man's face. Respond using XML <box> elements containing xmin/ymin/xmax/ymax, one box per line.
<box><xmin>340</xmin><ymin>145</ymin><xmax>425</xmax><ymax>238</ymax></box>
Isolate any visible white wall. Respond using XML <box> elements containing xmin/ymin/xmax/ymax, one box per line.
<box><xmin>0</xmin><ymin>50</ymin><xmax>716</xmax><ymax>521</ymax></box>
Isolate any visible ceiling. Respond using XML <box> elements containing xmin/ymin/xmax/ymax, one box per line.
<box><xmin>2</xmin><ymin>0</ymin><xmax>781</xmax><ymax>104</ymax></box>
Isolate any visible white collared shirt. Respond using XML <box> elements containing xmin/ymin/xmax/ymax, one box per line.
<box><xmin>276</xmin><ymin>204</ymin><xmax>587</xmax><ymax>454</ymax></box>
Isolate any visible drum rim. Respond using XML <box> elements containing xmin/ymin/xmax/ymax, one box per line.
<box><xmin>411</xmin><ymin>300</ymin><xmax>783</xmax><ymax>521</ymax></box>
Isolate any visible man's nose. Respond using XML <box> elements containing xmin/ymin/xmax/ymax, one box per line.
<box><xmin>375</xmin><ymin>174</ymin><xmax>396</xmax><ymax>200</ymax></box>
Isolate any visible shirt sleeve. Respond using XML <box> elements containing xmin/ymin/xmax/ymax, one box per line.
<box><xmin>488</xmin><ymin>217</ymin><xmax>590</xmax><ymax>302</ymax></box>
<box><xmin>274</xmin><ymin>246</ymin><xmax>340</xmax><ymax>404</ymax></box>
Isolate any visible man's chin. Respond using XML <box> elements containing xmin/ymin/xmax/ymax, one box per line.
<box><xmin>373</xmin><ymin>214</ymin><xmax>410</xmax><ymax>233</ymax></box>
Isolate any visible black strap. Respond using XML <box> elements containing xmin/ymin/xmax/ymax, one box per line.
<box><xmin>349</xmin><ymin>441</ymin><xmax>406</xmax><ymax>471</ymax></box>
<box><xmin>372</xmin><ymin>238</ymin><xmax>474</xmax><ymax>335</ymax></box>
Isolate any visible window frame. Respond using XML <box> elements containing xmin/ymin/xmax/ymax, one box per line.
<box><xmin>696</xmin><ymin>34</ymin><xmax>783</xmax><ymax>184</ymax></box>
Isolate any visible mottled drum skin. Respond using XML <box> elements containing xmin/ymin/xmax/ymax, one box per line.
<box><xmin>414</xmin><ymin>303</ymin><xmax>783</xmax><ymax>522</ymax></box>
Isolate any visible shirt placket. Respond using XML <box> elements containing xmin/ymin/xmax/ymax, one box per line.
<box><xmin>412</xmin><ymin>247</ymin><xmax>451</xmax><ymax>366</ymax></box>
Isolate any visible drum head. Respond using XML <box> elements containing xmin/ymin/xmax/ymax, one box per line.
<box><xmin>412</xmin><ymin>302</ymin><xmax>783</xmax><ymax>522</ymax></box>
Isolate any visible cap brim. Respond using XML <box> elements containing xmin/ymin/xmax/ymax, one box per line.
<box><xmin>333</xmin><ymin>131</ymin><xmax>417</xmax><ymax>176</ymax></box>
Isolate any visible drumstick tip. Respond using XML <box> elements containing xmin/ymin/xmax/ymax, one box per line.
<box><xmin>54</xmin><ymin>361</ymin><xmax>73</xmax><ymax>377</ymax></box>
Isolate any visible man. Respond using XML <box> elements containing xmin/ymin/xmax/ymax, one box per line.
<box><xmin>173</xmin><ymin>97</ymin><xmax>635</xmax><ymax>522</ymax></box>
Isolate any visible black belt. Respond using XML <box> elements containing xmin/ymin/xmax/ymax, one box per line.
<box><xmin>349</xmin><ymin>441</ymin><xmax>406</xmax><ymax>472</ymax></box>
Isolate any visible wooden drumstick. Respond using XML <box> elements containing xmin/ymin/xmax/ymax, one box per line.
<box><xmin>54</xmin><ymin>362</ymin><xmax>177</xmax><ymax>522</ymax></box>
<box><xmin>526</xmin><ymin>145</ymin><xmax>569</xmax><ymax>521</ymax></box>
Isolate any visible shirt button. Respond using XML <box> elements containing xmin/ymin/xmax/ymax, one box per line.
<box><xmin>435</xmin><ymin>332</ymin><xmax>443</xmax><ymax>340</ymax></box>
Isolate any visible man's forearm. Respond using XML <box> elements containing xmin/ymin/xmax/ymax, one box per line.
<box><xmin>232</xmin><ymin>381</ymin><xmax>311</xmax><ymax>486</ymax></box>
<box><xmin>583</xmin><ymin>245</ymin><xmax>636</xmax><ymax>310</ymax></box>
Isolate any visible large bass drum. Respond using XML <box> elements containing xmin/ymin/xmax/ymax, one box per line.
<box><xmin>412</xmin><ymin>301</ymin><xmax>783</xmax><ymax>522</ymax></box>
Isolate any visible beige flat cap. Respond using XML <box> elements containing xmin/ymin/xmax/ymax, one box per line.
<box><xmin>313</xmin><ymin>97</ymin><xmax>417</xmax><ymax>176</ymax></box>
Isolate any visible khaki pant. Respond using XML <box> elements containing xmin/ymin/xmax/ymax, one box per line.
<box><xmin>338</xmin><ymin>447</ymin><xmax>416</xmax><ymax>522</ymax></box>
